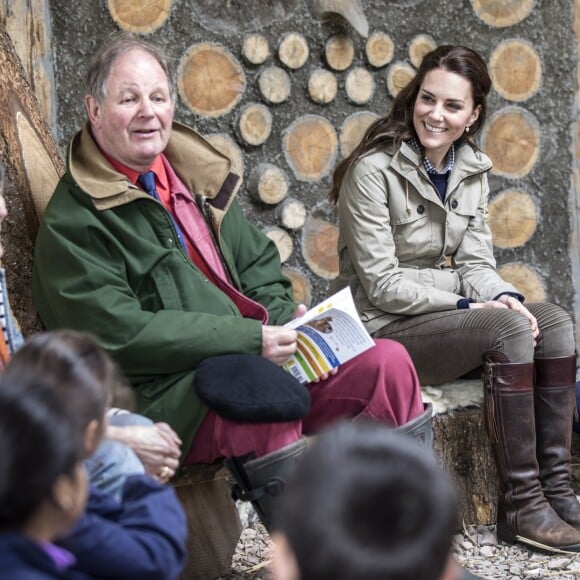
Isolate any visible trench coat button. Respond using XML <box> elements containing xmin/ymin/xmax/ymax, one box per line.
<box><xmin>166</xmin><ymin>238</ymin><xmax>175</xmax><ymax>247</ymax></box>
<box><xmin>451</xmin><ymin>199</ymin><xmax>459</xmax><ymax>209</ymax></box>
<box><xmin>417</xmin><ymin>204</ymin><xmax>425</xmax><ymax>214</ymax></box>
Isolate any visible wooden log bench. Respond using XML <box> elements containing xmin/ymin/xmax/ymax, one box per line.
<box><xmin>172</xmin><ymin>463</ymin><xmax>242</xmax><ymax>580</ymax></box>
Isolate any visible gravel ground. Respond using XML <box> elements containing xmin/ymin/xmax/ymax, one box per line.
<box><xmin>217</xmin><ymin>433</ymin><xmax>580</xmax><ymax>579</ymax></box>
<box><xmin>219</xmin><ymin>523</ymin><xmax>580</xmax><ymax>580</ymax></box>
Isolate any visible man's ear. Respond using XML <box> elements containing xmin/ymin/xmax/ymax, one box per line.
<box><xmin>83</xmin><ymin>418</ymin><xmax>103</xmax><ymax>457</ymax></box>
<box><xmin>270</xmin><ymin>532</ymin><xmax>301</xmax><ymax>580</ymax></box>
<box><xmin>85</xmin><ymin>95</ymin><xmax>101</xmax><ymax>127</ymax></box>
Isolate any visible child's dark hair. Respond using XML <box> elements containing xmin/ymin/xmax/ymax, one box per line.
<box><xmin>2</xmin><ymin>330</ymin><xmax>127</xmax><ymax>434</ymax></box>
<box><xmin>0</xmin><ymin>379</ymin><xmax>84</xmax><ymax>530</ymax></box>
<box><xmin>274</xmin><ymin>421</ymin><xmax>458</xmax><ymax>580</ymax></box>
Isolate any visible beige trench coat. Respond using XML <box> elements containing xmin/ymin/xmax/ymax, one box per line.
<box><xmin>333</xmin><ymin>140</ymin><xmax>520</xmax><ymax>335</ymax></box>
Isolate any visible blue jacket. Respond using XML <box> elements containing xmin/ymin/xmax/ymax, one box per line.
<box><xmin>58</xmin><ymin>475</ymin><xmax>187</xmax><ymax>580</ymax></box>
<box><xmin>0</xmin><ymin>533</ymin><xmax>88</xmax><ymax>579</ymax></box>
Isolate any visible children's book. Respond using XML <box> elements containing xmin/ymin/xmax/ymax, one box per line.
<box><xmin>282</xmin><ymin>287</ymin><xmax>375</xmax><ymax>383</ymax></box>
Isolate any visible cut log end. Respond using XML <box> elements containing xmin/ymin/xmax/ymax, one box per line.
<box><xmin>248</xmin><ymin>163</ymin><xmax>289</xmax><ymax>205</ymax></box>
<box><xmin>264</xmin><ymin>226</ymin><xmax>293</xmax><ymax>263</ymax></box>
<box><xmin>237</xmin><ymin>103</ymin><xmax>272</xmax><ymax>146</ymax></box>
<box><xmin>488</xmin><ymin>189</ymin><xmax>537</xmax><ymax>248</ymax></box>
<box><xmin>308</xmin><ymin>69</ymin><xmax>338</xmax><ymax>104</ymax></box>
<box><xmin>283</xmin><ymin>115</ymin><xmax>338</xmax><ymax>182</ymax></box>
<box><xmin>325</xmin><ymin>35</ymin><xmax>355</xmax><ymax>71</ymax></box>
<box><xmin>386</xmin><ymin>62</ymin><xmax>416</xmax><ymax>98</ymax></box>
<box><xmin>365</xmin><ymin>31</ymin><xmax>394</xmax><ymax>68</ymax></box>
<box><xmin>497</xmin><ymin>263</ymin><xmax>546</xmax><ymax>303</ymax></box>
<box><xmin>489</xmin><ymin>39</ymin><xmax>542</xmax><ymax>102</ymax></box>
<box><xmin>277</xmin><ymin>197</ymin><xmax>307</xmax><ymax>230</ymax></box>
<box><xmin>178</xmin><ymin>43</ymin><xmax>245</xmax><ymax>117</ymax></box>
<box><xmin>481</xmin><ymin>107</ymin><xmax>540</xmax><ymax>177</ymax></box>
<box><xmin>302</xmin><ymin>215</ymin><xmax>339</xmax><ymax>279</ymax></box>
<box><xmin>108</xmin><ymin>0</ymin><xmax>173</xmax><ymax>34</ymax></box>
<box><xmin>281</xmin><ymin>266</ymin><xmax>312</xmax><ymax>306</ymax></box>
<box><xmin>345</xmin><ymin>67</ymin><xmax>376</xmax><ymax>105</ymax></box>
<box><xmin>470</xmin><ymin>0</ymin><xmax>535</xmax><ymax>27</ymax></box>
<box><xmin>242</xmin><ymin>33</ymin><xmax>270</xmax><ymax>65</ymax></box>
<box><xmin>258</xmin><ymin>65</ymin><xmax>292</xmax><ymax>104</ymax></box>
<box><xmin>278</xmin><ymin>32</ymin><xmax>309</xmax><ymax>70</ymax></box>
<box><xmin>340</xmin><ymin>111</ymin><xmax>379</xmax><ymax>157</ymax></box>
<box><xmin>409</xmin><ymin>34</ymin><xmax>437</xmax><ymax>69</ymax></box>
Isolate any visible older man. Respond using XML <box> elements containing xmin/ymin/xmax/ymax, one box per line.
<box><xmin>32</xmin><ymin>33</ymin><xmax>427</xmax><ymax>527</ymax></box>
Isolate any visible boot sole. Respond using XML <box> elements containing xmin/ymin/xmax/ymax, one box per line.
<box><xmin>498</xmin><ymin>525</ymin><xmax>580</xmax><ymax>554</ymax></box>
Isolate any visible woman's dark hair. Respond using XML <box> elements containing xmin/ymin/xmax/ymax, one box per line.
<box><xmin>3</xmin><ymin>330</ymin><xmax>127</xmax><ymax>435</ymax></box>
<box><xmin>0</xmin><ymin>379</ymin><xmax>84</xmax><ymax>530</ymax></box>
<box><xmin>274</xmin><ymin>421</ymin><xmax>458</xmax><ymax>580</ymax></box>
<box><xmin>329</xmin><ymin>45</ymin><xmax>491</xmax><ymax>203</ymax></box>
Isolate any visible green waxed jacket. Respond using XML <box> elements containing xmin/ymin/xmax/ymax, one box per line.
<box><xmin>32</xmin><ymin>122</ymin><xmax>296</xmax><ymax>451</ymax></box>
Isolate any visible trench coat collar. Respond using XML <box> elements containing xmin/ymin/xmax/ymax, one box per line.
<box><xmin>390</xmin><ymin>140</ymin><xmax>492</xmax><ymax>207</ymax></box>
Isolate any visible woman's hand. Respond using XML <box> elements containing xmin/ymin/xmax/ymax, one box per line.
<box><xmin>496</xmin><ymin>295</ymin><xmax>539</xmax><ymax>342</ymax></box>
<box><xmin>469</xmin><ymin>296</ymin><xmax>539</xmax><ymax>345</ymax></box>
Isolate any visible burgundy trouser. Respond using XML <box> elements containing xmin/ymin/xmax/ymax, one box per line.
<box><xmin>185</xmin><ymin>338</ymin><xmax>424</xmax><ymax>463</ymax></box>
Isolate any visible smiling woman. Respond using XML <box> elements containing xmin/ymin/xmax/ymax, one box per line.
<box><xmin>328</xmin><ymin>45</ymin><xmax>580</xmax><ymax>556</ymax></box>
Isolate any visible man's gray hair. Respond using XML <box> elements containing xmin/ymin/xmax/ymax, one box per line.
<box><xmin>86</xmin><ymin>32</ymin><xmax>175</xmax><ymax>104</ymax></box>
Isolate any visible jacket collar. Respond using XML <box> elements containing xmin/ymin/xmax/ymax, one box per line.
<box><xmin>390</xmin><ymin>140</ymin><xmax>492</xmax><ymax>206</ymax></box>
<box><xmin>68</xmin><ymin>121</ymin><xmax>240</xmax><ymax>212</ymax></box>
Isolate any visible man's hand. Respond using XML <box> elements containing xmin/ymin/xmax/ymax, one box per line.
<box><xmin>262</xmin><ymin>326</ymin><xmax>298</xmax><ymax>365</ymax></box>
<box><xmin>106</xmin><ymin>422</ymin><xmax>182</xmax><ymax>482</ymax></box>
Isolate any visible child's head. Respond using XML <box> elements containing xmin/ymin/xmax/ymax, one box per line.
<box><xmin>271</xmin><ymin>421</ymin><xmax>458</xmax><ymax>580</ymax></box>
<box><xmin>3</xmin><ymin>330</ymin><xmax>126</xmax><ymax>456</ymax></box>
<box><xmin>0</xmin><ymin>378</ymin><xmax>87</xmax><ymax>538</ymax></box>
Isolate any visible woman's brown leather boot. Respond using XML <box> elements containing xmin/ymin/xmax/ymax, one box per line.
<box><xmin>534</xmin><ymin>355</ymin><xmax>580</xmax><ymax>530</ymax></box>
<box><xmin>483</xmin><ymin>354</ymin><xmax>580</xmax><ymax>553</ymax></box>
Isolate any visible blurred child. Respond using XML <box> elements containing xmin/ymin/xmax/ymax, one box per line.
<box><xmin>0</xmin><ymin>378</ymin><xmax>88</xmax><ymax>578</ymax></box>
<box><xmin>270</xmin><ymin>420</ymin><xmax>463</xmax><ymax>580</ymax></box>
<box><xmin>2</xmin><ymin>330</ymin><xmax>187</xmax><ymax>579</ymax></box>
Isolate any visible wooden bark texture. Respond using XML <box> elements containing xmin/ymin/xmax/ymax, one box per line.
<box><xmin>365</xmin><ymin>31</ymin><xmax>394</xmax><ymax>68</ymax></box>
<box><xmin>107</xmin><ymin>0</ymin><xmax>172</xmax><ymax>34</ymax></box>
<box><xmin>178</xmin><ymin>43</ymin><xmax>246</xmax><ymax>117</ymax></box>
<box><xmin>489</xmin><ymin>39</ymin><xmax>542</xmax><ymax>102</ymax></box>
<box><xmin>173</xmin><ymin>465</ymin><xmax>242</xmax><ymax>580</ymax></box>
<box><xmin>497</xmin><ymin>263</ymin><xmax>546</xmax><ymax>302</ymax></box>
<box><xmin>488</xmin><ymin>189</ymin><xmax>537</xmax><ymax>248</ymax></box>
<box><xmin>283</xmin><ymin>115</ymin><xmax>338</xmax><ymax>182</ymax></box>
<box><xmin>0</xmin><ymin>25</ymin><xmax>64</xmax><ymax>240</ymax></box>
<box><xmin>0</xmin><ymin>0</ymin><xmax>56</xmax><ymax>129</ymax></box>
<box><xmin>325</xmin><ymin>34</ymin><xmax>355</xmax><ymax>71</ymax></box>
<box><xmin>481</xmin><ymin>107</ymin><xmax>540</xmax><ymax>177</ymax></box>
<box><xmin>433</xmin><ymin>407</ymin><xmax>499</xmax><ymax>526</ymax></box>
<box><xmin>470</xmin><ymin>0</ymin><xmax>535</xmax><ymax>27</ymax></box>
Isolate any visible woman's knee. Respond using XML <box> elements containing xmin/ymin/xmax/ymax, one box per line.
<box><xmin>527</xmin><ymin>303</ymin><xmax>575</xmax><ymax>357</ymax></box>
